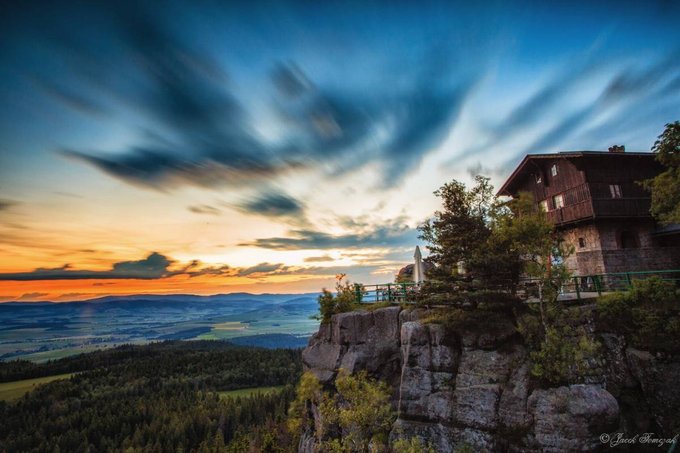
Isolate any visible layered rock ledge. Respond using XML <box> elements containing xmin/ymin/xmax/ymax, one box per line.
<box><xmin>300</xmin><ymin>306</ymin><xmax>679</xmax><ymax>452</ymax></box>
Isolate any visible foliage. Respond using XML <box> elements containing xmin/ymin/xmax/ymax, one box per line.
<box><xmin>596</xmin><ymin>277</ymin><xmax>680</xmax><ymax>352</ymax></box>
<box><xmin>391</xmin><ymin>437</ymin><xmax>436</xmax><ymax>453</ymax></box>
<box><xmin>516</xmin><ymin>312</ymin><xmax>544</xmax><ymax>351</ymax></box>
<box><xmin>332</xmin><ymin>370</ymin><xmax>394</xmax><ymax>452</ymax></box>
<box><xmin>289</xmin><ymin>370</ymin><xmax>395</xmax><ymax>453</ymax></box>
<box><xmin>417</xmin><ymin>176</ymin><xmax>494</xmax><ymax>281</ymax></box>
<box><xmin>642</xmin><ymin>121</ymin><xmax>680</xmax><ymax>225</ymax></box>
<box><xmin>319</xmin><ymin>274</ymin><xmax>363</xmax><ymax>323</ymax></box>
<box><xmin>418</xmin><ymin>177</ymin><xmax>560</xmax><ymax>296</ymax></box>
<box><xmin>0</xmin><ymin>341</ymin><xmax>302</xmax><ymax>453</ymax></box>
<box><xmin>287</xmin><ymin>371</ymin><xmax>323</xmax><ymax>441</ymax></box>
<box><xmin>529</xmin><ymin>325</ymin><xmax>600</xmax><ymax>385</ymax></box>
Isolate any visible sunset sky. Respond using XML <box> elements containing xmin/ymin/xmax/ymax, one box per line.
<box><xmin>1</xmin><ymin>1</ymin><xmax>679</xmax><ymax>301</ymax></box>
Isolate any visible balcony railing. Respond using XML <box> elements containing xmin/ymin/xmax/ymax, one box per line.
<box><xmin>354</xmin><ymin>269</ymin><xmax>680</xmax><ymax>305</ymax></box>
<box><xmin>591</xmin><ymin>197</ymin><xmax>651</xmax><ymax>217</ymax></box>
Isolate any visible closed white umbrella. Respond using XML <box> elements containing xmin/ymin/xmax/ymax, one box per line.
<box><xmin>413</xmin><ymin>246</ymin><xmax>425</xmax><ymax>284</ymax></box>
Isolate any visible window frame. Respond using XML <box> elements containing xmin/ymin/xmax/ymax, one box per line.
<box><xmin>552</xmin><ymin>194</ymin><xmax>564</xmax><ymax>209</ymax></box>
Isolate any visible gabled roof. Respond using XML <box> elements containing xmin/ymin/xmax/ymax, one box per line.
<box><xmin>497</xmin><ymin>150</ymin><xmax>654</xmax><ymax>196</ymax></box>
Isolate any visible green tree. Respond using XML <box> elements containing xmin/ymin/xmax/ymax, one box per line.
<box><xmin>418</xmin><ymin>177</ymin><xmax>559</xmax><ymax>295</ymax></box>
<box><xmin>643</xmin><ymin>121</ymin><xmax>680</xmax><ymax>225</ymax></box>
<box><xmin>289</xmin><ymin>370</ymin><xmax>394</xmax><ymax>453</ymax></box>
<box><xmin>418</xmin><ymin>176</ymin><xmax>494</xmax><ymax>280</ymax></box>
<box><xmin>318</xmin><ymin>274</ymin><xmax>362</xmax><ymax>323</ymax></box>
<box><xmin>332</xmin><ymin>370</ymin><xmax>394</xmax><ymax>452</ymax></box>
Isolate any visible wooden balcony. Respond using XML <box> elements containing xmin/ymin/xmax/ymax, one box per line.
<box><xmin>591</xmin><ymin>198</ymin><xmax>651</xmax><ymax>217</ymax></box>
<box><xmin>546</xmin><ymin>199</ymin><xmax>594</xmax><ymax>225</ymax></box>
<box><xmin>542</xmin><ymin>182</ymin><xmax>651</xmax><ymax>226</ymax></box>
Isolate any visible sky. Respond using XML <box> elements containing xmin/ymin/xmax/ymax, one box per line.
<box><xmin>0</xmin><ymin>0</ymin><xmax>679</xmax><ymax>301</ymax></box>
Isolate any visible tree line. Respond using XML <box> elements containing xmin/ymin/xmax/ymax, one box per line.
<box><xmin>0</xmin><ymin>341</ymin><xmax>302</xmax><ymax>453</ymax></box>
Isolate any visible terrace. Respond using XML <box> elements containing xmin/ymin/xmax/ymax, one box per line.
<box><xmin>354</xmin><ymin>269</ymin><xmax>680</xmax><ymax>305</ymax></box>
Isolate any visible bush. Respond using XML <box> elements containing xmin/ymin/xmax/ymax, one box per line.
<box><xmin>288</xmin><ymin>370</ymin><xmax>394</xmax><ymax>453</ymax></box>
<box><xmin>529</xmin><ymin>326</ymin><xmax>600</xmax><ymax>385</ymax></box>
<box><xmin>392</xmin><ymin>437</ymin><xmax>436</xmax><ymax>453</ymax></box>
<box><xmin>319</xmin><ymin>275</ymin><xmax>362</xmax><ymax>323</ymax></box>
<box><xmin>596</xmin><ymin>277</ymin><xmax>679</xmax><ymax>352</ymax></box>
<box><xmin>628</xmin><ymin>276</ymin><xmax>677</xmax><ymax>306</ymax></box>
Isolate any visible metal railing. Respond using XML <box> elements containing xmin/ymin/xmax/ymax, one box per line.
<box><xmin>354</xmin><ymin>269</ymin><xmax>680</xmax><ymax>304</ymax></box>
<box><xmin>355</xmin><ymin>282</ymin><xmax>419</xmax><ymax>304</ymax></box>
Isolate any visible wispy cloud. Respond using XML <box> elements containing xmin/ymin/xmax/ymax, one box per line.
<box><xmin>188</xmin><ymin>204</ymin><xmax>221</xmax><ymax>216</ymax></box>
<box><xmin>241</xmin><ymin>223</ymin><xmax>416</xmax><ymax>251</ymax></box>
<box><xmin>0</xmin><ymin>252</ymin><xmax>174</xmax><ymax>281</ymax></box>
<box><xmin>17</xmin><ymin>292</ymin><xmax>49</xmax><ymax>301</ymax></box>
<box><xmin>17</xmin><ymin>3</ymin><xmax>479</xmax><ymax>195</ymax></box>
<box><xmin>234</xmin><ymin>191</ymin><xmax>305</xmax><ymax>218</ymax></box>
<box><xmin>304</xmin><ymin>255</ymin><xmax>334</xmax><ymax>263</ymax></box>
<box><xmin>0</xmin><ymin>199</ymin><xmax>17</xmax><ymax>211</ymax></box>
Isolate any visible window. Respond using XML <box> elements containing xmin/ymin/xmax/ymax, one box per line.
<box><xmin>551</xmin><ymin>164</ymin><xmax>558</xmax><ymax>177</ymax></box>
<box><xmin>535</xmin><ymin>173</ymin><xmax>542</xmax><ymax>184</ymax></box>
<box><xmin>539</xmin><ymin>200</ymin><xmax>548</xmax><ymax>212</ymax></box>
<box><xmin>609</xmin><ymin>184</ymin><xmax>622</xmax><ymax>199</ymax></box>
<box><xmin>552</xmin><ymin>194</ymin><xmax>564</xmax><ymax>209</ymax></box>
<box><xmin>578</xmin><ymin>237</ymin><xmax>586</xmax><ymax>248</ymax></box>
<box><xmin>619</xmin><ymin>230</ymin><xmax>639</xmax><ymax>249</ymax></box>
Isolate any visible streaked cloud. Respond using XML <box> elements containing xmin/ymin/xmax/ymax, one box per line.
<box><xmin>304</xmin><ymin>255</ymin><xmax>334</xmax><ymax>263</ymax></box>
<box><xmin>188</xmin><ymin>204</ymin><xmax>221</xmax><ymax>216</ymax></box>
<box><xmin>0</xmin><ymin>199</ymin><xmax>17</xmax><ymax>211</ymax></box>
<box><xmin>242</xmin><ymin>223</ymin><xmax>416</xmax><ymax>251</ymax></box>
<box><xmin>0</xmin><ymin>252</ymin><xmax>174</xmax><ymax>281</ymax></box>
<box><xmin>235</xmin><ymin>191</ymin><xmax>305</xmax><ymax>218</ymax></box>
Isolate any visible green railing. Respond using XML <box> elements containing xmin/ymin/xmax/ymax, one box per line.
<box><xmin>354</xmin><ymin>269</ymin><xmax>680</xmax><ymax>304</ymax></box>
<box><xmin>356</xmin><ymin>282</ymin><xmax>419</xmax><ymax>304</ymax></box>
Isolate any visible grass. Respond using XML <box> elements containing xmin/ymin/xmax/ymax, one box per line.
<box><xmin>217</xmin><ymin>385</ymin><xmax>284</xmax><ymax>399</ymax></box>
<box><xmin>0</xmin><ymin>373</ymin><xmax>75</xmax><ymax>401</ymax></box>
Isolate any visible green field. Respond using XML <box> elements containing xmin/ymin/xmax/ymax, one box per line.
<box><xmin>0</xmin><ymin>373</ymin><xmax>75</xmax><ymax>401</ymax></box>
<box><xmin>217</xmin><ymin>385</ymin><xmax>285</xmax><ymax>399</ymax></box>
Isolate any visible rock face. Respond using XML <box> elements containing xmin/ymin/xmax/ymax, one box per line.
<box><xmin>300</xmin><ymin>307</ymin><xmax>678</xmax><ymax>452</ymax></box>
<box><xmin>302</xmin><ymin>307</ymin><xmax>402</xmax><ymax>385</ymax></box>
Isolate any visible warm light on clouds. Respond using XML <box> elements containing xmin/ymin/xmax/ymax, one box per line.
<box><xmin>1</xmin><ymin>1</ymin><xmax>678</xmax><ymax>301</ymax></box>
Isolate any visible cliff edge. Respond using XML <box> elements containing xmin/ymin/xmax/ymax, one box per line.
<box><xmin>299</xmin><ymin>306</ymin><xmax>679</xmax><ymax>452</ymax></box>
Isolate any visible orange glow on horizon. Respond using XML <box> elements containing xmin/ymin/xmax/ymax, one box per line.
<box><xmin>0</xmin><ymin>273</ymin><xmax>345</xmax><ymax>302</ymax></box>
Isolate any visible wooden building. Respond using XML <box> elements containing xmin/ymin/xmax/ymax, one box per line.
<box><xmin>498</xmin><ymin>147</ymin><xmax>680</xmax><ymax>276</ymax></box>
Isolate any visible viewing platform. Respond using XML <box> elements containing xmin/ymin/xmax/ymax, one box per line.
<box><xmin>354</xmin><ymin>269</ymin><xmax>680</xmax><ymax>305</ymax></box>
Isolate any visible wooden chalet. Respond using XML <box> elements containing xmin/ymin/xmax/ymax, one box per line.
<box><xmin>498</xmin><ymin>147</ymin><xmax>680</xmax><ymax>275</ymax></box>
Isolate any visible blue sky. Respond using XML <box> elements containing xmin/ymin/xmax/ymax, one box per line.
<box><xmin>0</xmin><ymin>0</ymin><xmax>678</xmax><ymax>299</ymax></box>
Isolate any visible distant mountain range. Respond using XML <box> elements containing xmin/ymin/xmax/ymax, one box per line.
<box><xmin>1</xmin><ymin>292</ymin><xmax>318</xmax><ymax>305</ymax></box>
<box><xmin>0</xmin><ymin>293</ymin><xmax>321</xmax><ymax>361</ymax></box>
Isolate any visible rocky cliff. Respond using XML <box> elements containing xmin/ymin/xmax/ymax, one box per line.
<box><xmin>300</xmin><ymin>306</ymin><xmax>679</xmax><ymax>452</ymax></box>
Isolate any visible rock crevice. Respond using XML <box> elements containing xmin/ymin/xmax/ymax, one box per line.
<box><xmin>301</xmin><ymin>306</ymin><xmax>678</xmax><ymax>452</ymax></box>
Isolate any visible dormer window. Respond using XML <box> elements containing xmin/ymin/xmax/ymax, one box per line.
<box><xmin>551</xmin><ymin>164</ymin><xmax>558</xmax><ymax>177</ymax></box>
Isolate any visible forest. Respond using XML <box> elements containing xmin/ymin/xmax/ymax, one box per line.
<box><xmin>0</xmin><ymin>341</ymin><xmax>302</xmax><ymax>453</ymax></box>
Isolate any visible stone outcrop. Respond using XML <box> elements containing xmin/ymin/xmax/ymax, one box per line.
<box><xmin>302</xmin><ymin>306</ymin><xmax>402</xmax><ymax>385</ymax></box>
<box><xmin>300</xmin><ymin>306</ymin><xmax>679</xmax><ymax>452</ymax></box>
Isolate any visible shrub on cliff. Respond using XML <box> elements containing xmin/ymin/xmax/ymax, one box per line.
<box><xmin>596</xmin><ymin>277</ymin><xmax>680</xmax><ymax>352</ymax></box>
<box><xmin>529</xmin><ymin>325</ymin><xmax>601</xmax><ymax>385</ymax></box>
<box><xmin>391</xmin><ymin>437</ymin><xmax>436</xmax><ymax>453</ymax></box>
<box><xmin>288</xmin><ymin>370</ymin><xmax>394</xmax><ymax>452</ymax></box>
<box><xmin>318</xmin><ymin>274</ymin><xmax>362</xmax><ymax>323</ymax></box>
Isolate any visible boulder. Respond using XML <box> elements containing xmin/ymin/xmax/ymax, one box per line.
<box><xmin>528</xmin><ymin>385</ymin><xmax>619</xmax><ymax>452</ymax></box>
<box><xmin>626</xmin><ymin>348</ymin><xmax>680</xmax><ymax>434</ymax></box>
